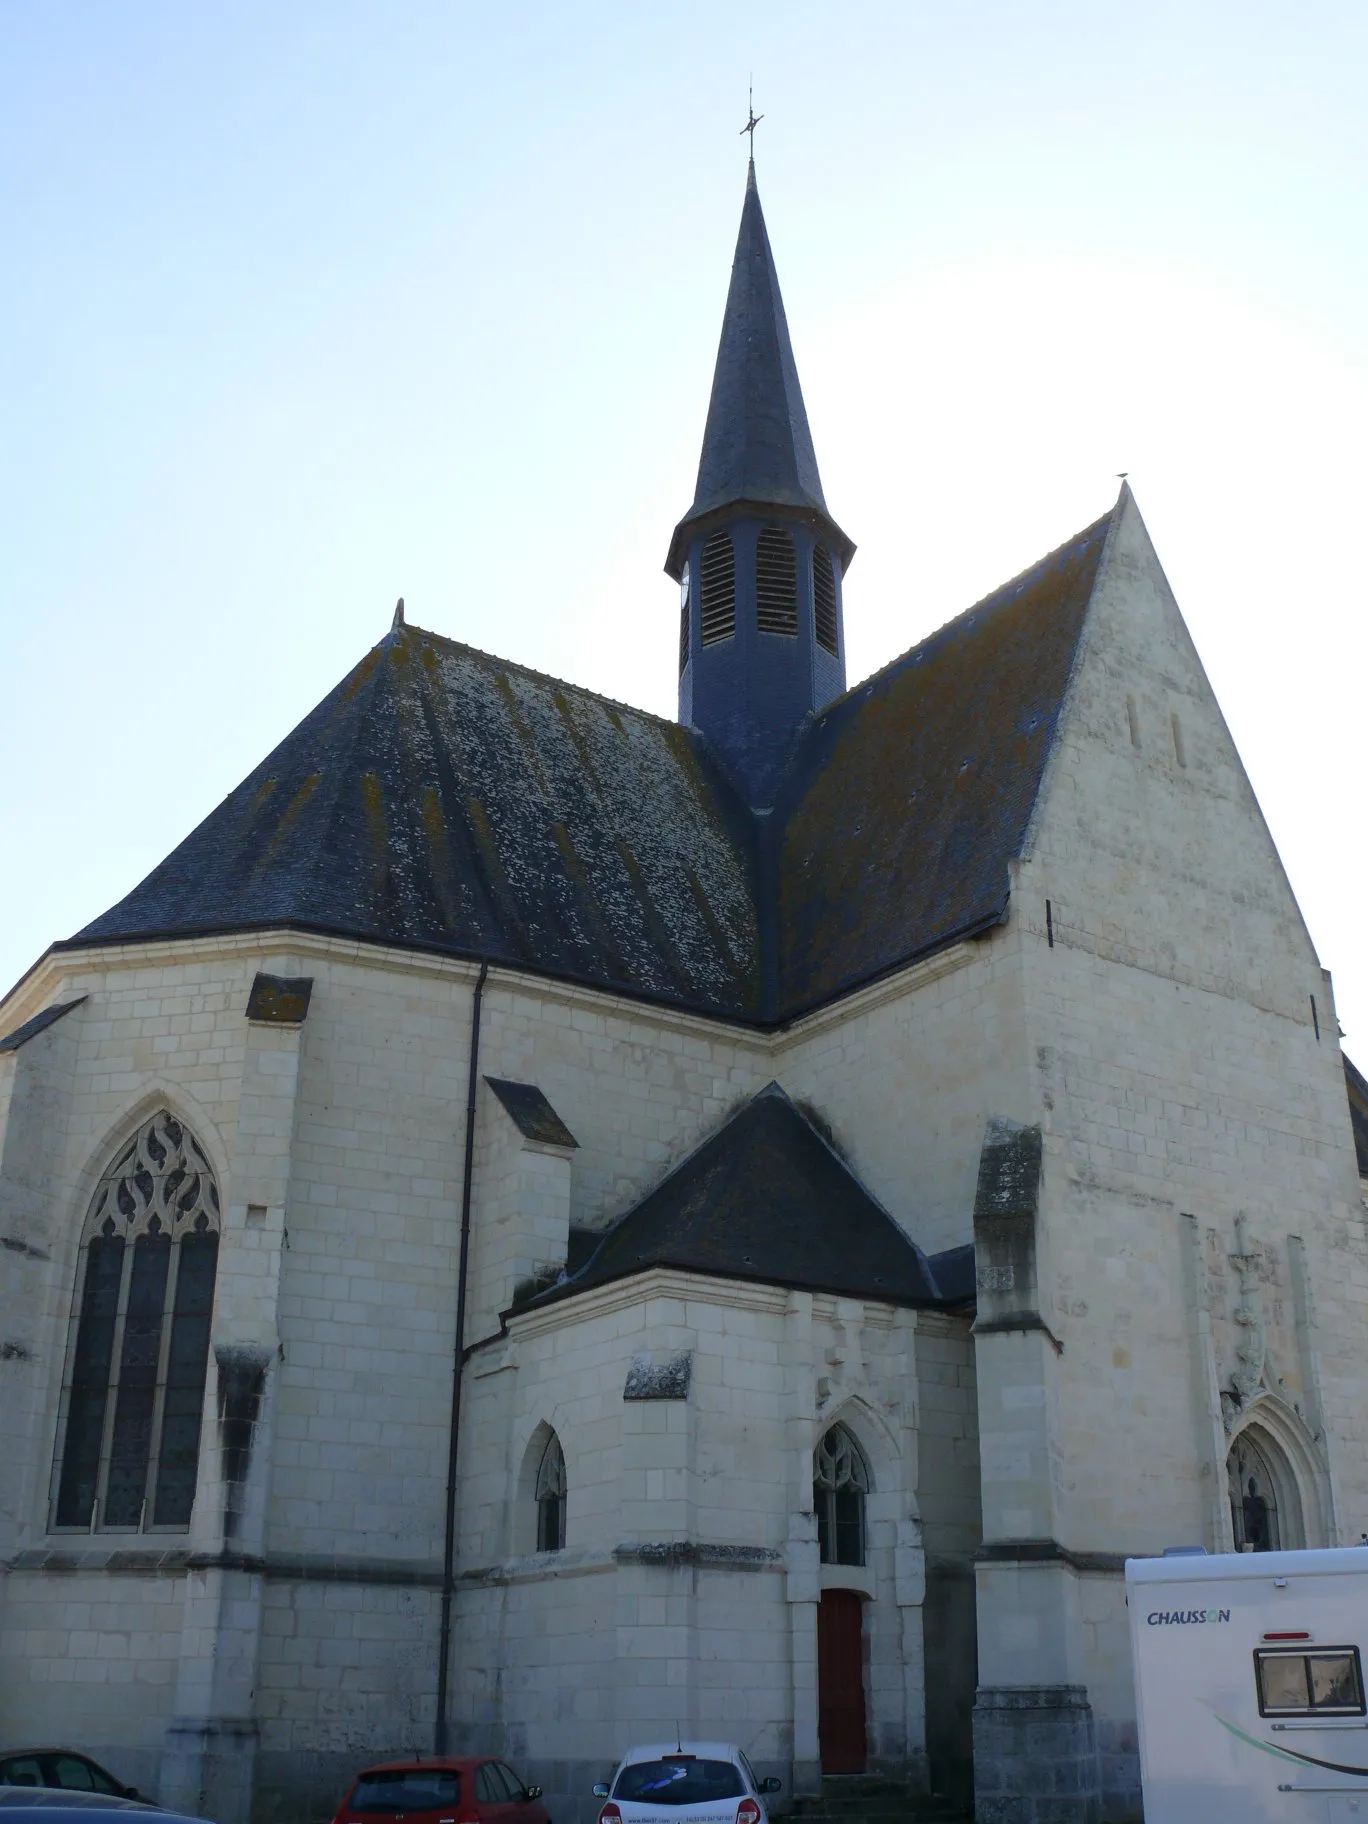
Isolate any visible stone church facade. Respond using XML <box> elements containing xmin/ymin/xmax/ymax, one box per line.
<box><xmin>2</xmin><ymin>161</ymin><xmax>1366</xmax><ymax>1824</ymax></box>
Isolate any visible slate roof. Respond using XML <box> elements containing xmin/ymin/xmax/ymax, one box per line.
<box><xmin>528</xmin><ymin>1082</ymin><xmax>942</xmax><ymax>1309</ymax></box>
<box><xmin>927</xmin><ymin>1243</ymin><xmax>976</xmax><ymax>1305</ymax></box>
<box><xmin>666</xmin><ymin>162</ymin><xmax>852</xmax><ymax>576</ymax></box>
<box><xmin>1345</xmin><ymin>1056</ymin><xmax>1368</xmax><ymax>1178</ymax></box>
<box><xmin>69</xmin><ymin>635</ymin><xmax>764</xmax><ymax>1019</ymax></box>
<box><xmin>62</xmin><ymin>509</ymin><xmax>1114</xmax><ymax>1024</ymax></box>
<box><xmin>0</xmin><ymin>997</ymin><xmax>86</xmax><ymax>1052</ymax></box>
<box><xmin>486</xmin><ymin>1077</ymin><xmax>578</xmax><ymax>1149</ymax></box>
<box><xmin>773</xmin><ymin>510</ymin><xmax>1109</xmax><ymax>1015</ymax></box>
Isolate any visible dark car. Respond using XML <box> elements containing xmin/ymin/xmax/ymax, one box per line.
<box><xmin>0</xmin><ymin>1800</ymin><xmax>208</xmax><ymax>1824</ymax></box>
<box><xmin>0</xmin><ymin>1801</ymin><xmax>164</xmax><ymax>1817</ymax></box>
<box><xmin>332</xmin><ymin>1758</ymin><xmax>552</xmax><ymax>1824</ymax></box>
<box><xmin>0</xmin><ymin>1760</ymin><xmax>143</xmax><ymax>1806</ymax></box>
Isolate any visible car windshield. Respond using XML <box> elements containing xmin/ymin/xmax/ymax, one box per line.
<box><xmin>349</xmin><ymin>1771</ymin><xmax>462</xmax><ymax>1813</ymax></box>
<box><xmin>613</xmin><ymin>1760</ymin><xmax>745</xmax><ymax>1806</ymax></box>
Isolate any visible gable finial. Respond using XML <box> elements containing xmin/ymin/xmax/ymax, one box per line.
<box><xmin>392</xmin><ymin>596</ymin><xmax>405</xmax><ymax>630</ymax></box>
<box><xmin>740</xmin><ymin>79</ymin><xmax>763</xmax><ymax>165</ymax></box>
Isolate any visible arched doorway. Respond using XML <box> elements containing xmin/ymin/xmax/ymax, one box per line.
<box><xmin>813</xmin><ymin>1424</ymin><xmax>871</xmax><ymax>1773</ymax></box>
<box><xmin>1228</xmin><ymin>1426</ymin><xmax>1303</xmax><ymax>1552</ymax></box>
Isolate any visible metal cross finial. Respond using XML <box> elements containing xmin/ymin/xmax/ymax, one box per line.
<box><xmin>740</xmin><ymin>82</ymin><xmax>763</xmax><ymax>157</ymax></box>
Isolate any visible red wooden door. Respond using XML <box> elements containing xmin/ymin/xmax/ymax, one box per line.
<box><xmin>817</xmin><ymin>1589</ymin><xmax>867</xmax><ymax>1773</ymax></box>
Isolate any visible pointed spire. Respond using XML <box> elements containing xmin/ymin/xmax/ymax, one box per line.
<box><xmin>667</xmin><ymin>165</ymin><xmax>852</xmax><ymax>576</ymax></box>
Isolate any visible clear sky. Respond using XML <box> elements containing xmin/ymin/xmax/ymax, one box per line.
<box><xmin>3</xmin><ymin>2</ymin><xmax>1365</xmax><ymax>1041</ymax></box>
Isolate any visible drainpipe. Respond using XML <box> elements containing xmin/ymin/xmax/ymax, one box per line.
<box><xmin>435</xmin><ymin>956</ymin><xmax>489</xmax><ymax>1755</ymax></box>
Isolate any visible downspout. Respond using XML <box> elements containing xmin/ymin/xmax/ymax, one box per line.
<box><xmin>435</xmin><ymin>956</ymin><xmax>489</xmax><ymax>1755</ymax></box>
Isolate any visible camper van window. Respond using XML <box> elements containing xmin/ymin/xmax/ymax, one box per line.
<box><xmin>1255</xmin><ymin>1648</ymin><xmax>1365</xmax><ymax>1717</ymax></box>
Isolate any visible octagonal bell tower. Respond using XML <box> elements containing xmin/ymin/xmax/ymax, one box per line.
<box><xmin>667</xmin><ymin>159</ymin><xmax>855</xmax><ymax>808</ymax></box>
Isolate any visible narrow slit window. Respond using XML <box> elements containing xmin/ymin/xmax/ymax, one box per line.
<box><xmin>1171</xmin><ymin>712</ymin><xmax>1187</xmax><ymax>768</ymax></box>
<box><xmin>53</xmin><ymin>1111</ymin><xmax>221</xmax><ymax>1532</ymax></box>
<box><xmin>699</xmin><ymin>532</ymin><xmax>735</xmax><ymax>645</ymax></box>
<box><xmin>813</xmin><ymin>544</ymin><xmax>838</xmax><ymax>654</ymax></box>
<box><xmin>1126</xmin><ymin>695</ymin><xmax>1142</xmax><ymax>750</ymax></box>
<box><xmin>678</xmin><ymin>563</ymin><xmax>691</xmax><ymax>675</ymax></box>
<box><xmin>756</xmin><ymin>525</ymin><xmax>797</xmax><ymax>634</ymax></box>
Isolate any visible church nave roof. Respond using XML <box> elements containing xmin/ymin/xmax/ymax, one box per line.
<box><xmin>63</xmin><ymin>506</ymin><xmax>1113</xmax><ymax>1024</ymax></box>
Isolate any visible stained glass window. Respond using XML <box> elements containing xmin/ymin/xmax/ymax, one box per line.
<box><xmin>54</xmin><ymin>1112</ymin><xmax>220</xmax><ymax>1531</ymax></box>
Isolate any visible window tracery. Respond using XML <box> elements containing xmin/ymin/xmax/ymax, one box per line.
<box><xmin>54</xmin><ymin>1111</ymin><xmax>220</xmax><ymax>1531</ymax></box>
<box><xmin>814</xmin><ymin>1422</ymin><xmax>869</xmax><ymax>1567</ymax></box>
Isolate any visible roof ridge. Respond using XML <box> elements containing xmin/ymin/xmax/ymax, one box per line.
<box><xmin>525</xmin><ymin>1076</ymin><xmax>940</xmax><ymax>1314</ymax></box>
<box><xmin>758</xmin><ymin>504</ymin><xmax>1115</xmax><ymax>814</ymax></box>
<box><xmin>394</xmin><ymin>622</ymin><xmax>691</xmax><ymax>738</ymax></box>
<box><xmin>813</xmin><ymin>505</ymin><xmax>1114</xmax><ymax>726</ymax></box>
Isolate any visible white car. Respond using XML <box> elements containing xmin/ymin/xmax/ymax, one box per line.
<box><xmin>592</xmin><ymin>1744</ymin><xmax>781</xmax><ymax>1824</ymax></box>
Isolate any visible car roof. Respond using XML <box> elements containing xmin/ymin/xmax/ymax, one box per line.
<box><xmin>0</xmin><ymin>1801</ymin><xmax>181</xmax><ymax>1820</ymax></box>
<box><xmin>353</xmin><ymin>1760</ymin><xmax>490</xmax><ymax>1776</ymax></box>
<box><xmin>617</xmin><ymin>1745</ymin><xmax>742</xmax><ymax>1765</ymax></box>
<box><xmin>0</xmin><ymin>1760</ymin><xmax>107</xmax><ymax>1768</ymax></box>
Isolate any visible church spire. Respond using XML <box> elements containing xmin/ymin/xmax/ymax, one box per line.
<box><xmin>666</xmin><ymin>160</ymin><xmax>852</xmax><ymax>574</ymax></box>
<box><xmin>670</xmin><ymin>161</ymin><xmax>854</xmax><ymax>808</ymax></box>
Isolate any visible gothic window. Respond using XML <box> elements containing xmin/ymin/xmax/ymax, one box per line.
<box><xmin>755</xmin><ymin>525</ymin><xmax>797</xmax><ymax>634</ymax></box>
<box><xmin>535</xmin><ymin>1431</ymin><xmax>567</xmax><ymax>1552</ymax></box>
<box><xmin>814</xmin><ymin>1423</ymin><xmax>869</xmax><ymax>1566</ymax></box>
<box><xmin>54</xmin><ymin>1111</ymin><xmax>220</xmax><ymax>1531</ymax></box>
<box><xmin>813</xmin><ymin>544</ymin><xmax>838</xmax><ymax>655</ymax></box>
<box><xmin>700</xmin><ymin>532</ymin><xmax>736</xmax><ymax>645</ymax></box>
<box><xmin>1229</xmin><ymin>1430</ymin><xmax>1287</xmax><ymax>1552</ymax></box>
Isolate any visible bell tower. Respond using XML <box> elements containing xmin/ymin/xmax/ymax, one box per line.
<box><xmin>667</xmin><ymin>160</ymin><xmax>855</xmax><ymax>807</ymax></box>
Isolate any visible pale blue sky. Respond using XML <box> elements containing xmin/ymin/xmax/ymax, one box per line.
<box><xmin>3</xmin><ymin>2</ymin><xmax>1366</xmax><ymax>1036</ymax></box>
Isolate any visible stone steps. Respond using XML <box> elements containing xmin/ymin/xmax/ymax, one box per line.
<box><xmin>785</xmin><ymin>1811</ymin><xmax>969</xmax><ymax>1824</ymax></box>
<box><xmin>786</xmin><ymin>1776</ymin><xmax>970</xmax><ymax>1824</ymax></box>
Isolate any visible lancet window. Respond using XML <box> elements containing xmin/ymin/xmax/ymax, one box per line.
<box><xmin>53</xmin><ymin>1111</ymin><xmax>220</xmax><ymax>1531</ymax></box>
<box><xmin>814</xmin><ymin>1422</ymin><xmax>869</xmax><ymax>1566</ymax></box>
<box><xmin>535</xmin><ymin>1431</ymin><xmax>567</xmax><ymax>1552</ymax></box>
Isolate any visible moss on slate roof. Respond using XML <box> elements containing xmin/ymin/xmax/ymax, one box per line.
<box><xmin>65</xmin><ymin>508</ymin><xmax>1114</xmax><ymax>1026</ymax></box>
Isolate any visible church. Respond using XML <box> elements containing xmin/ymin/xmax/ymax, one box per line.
<box><xmin>2</xmin><ymin>158</ymin><xmax>1366</xmax><ymax>1824</ymax></box>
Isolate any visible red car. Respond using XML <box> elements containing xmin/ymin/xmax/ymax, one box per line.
<box><xmin>332</xmin><ymin>1759</ymin><xmax>551</xmax><ymax>1824</ymax></box>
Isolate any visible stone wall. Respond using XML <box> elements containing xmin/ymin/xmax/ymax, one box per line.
<box><xmin>451</xmin><ymin>1274</ymin><xmax>928</xmax><ymax>1819</ymax></box>
<box><xmin>967</xmin><ymin>491</ymin><xmax>1368</xmax><ymax>1822</ymax></box>
<box><xmin>0</xmin><ymin>935</ymin><xmax>986</xmax><ymax>1822</ymax></box>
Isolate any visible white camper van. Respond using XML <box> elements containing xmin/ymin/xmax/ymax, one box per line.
<box><xmin>1126</xmin><ymin>1547</ymin><xmax>1368</xmax><ymax>1824</ymax></box>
